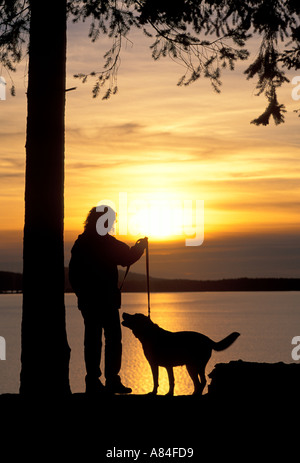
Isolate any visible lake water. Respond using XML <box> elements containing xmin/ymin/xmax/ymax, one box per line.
<box><xmin>0</xmin><ymin>292</ymin><xmax>299</xmax><ymax>395</ymax></box>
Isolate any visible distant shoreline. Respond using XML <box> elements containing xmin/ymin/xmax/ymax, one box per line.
<box><xmin>0</xmin><ymin>270</ymin><xmax>299</xmax><ymax>293</ymax></box>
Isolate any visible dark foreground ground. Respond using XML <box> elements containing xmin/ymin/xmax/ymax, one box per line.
<box><xmin>1</xmin><ymin>361</ymin><xmax>299</xmax><ymax>461</ymax></box>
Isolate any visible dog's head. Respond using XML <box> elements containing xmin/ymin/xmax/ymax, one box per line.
<box><xmin>122</xmin><ymin>312</ymin><xmax>154</xmax><ymax>340</ymax></box>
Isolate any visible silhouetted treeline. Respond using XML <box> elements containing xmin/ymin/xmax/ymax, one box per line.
<box><xmin>0</xmin><ymin>271</ymin><xmax>23</xmax><ymax>293</ymax></box>
<box><xmin>115</xmin><ymin>271</ymin><xmax>300</xmax><ymax>292</ymax></box>
<box><xmin>0</xmin><ymin>270</ymin><xmax>299</xmax><ymax>293</ymax></box>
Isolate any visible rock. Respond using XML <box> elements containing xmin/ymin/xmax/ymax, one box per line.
<box><xmin>208</xmin><ymin>360</ymin><xmax>300</xmax><ymax>402</ymax></box>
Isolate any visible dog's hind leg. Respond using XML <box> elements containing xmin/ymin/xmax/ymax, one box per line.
<box><xmin>149</xmin><ymin>363</ymin><xmax>159</xmax><ymax>395</ymax></box>
<box><xmin>186</xmin><ymin>364</ymin><xmax>202</xmax><ymax>395</ymax></box>
<box><xmin>198</xmin><ymin>363</ymin><xmax>207</xmax><ymax>395</ymax></box>
<box><xmin>165</xmin><ymin>366</ymin><xmax>174</xmax><ymax>396</ymax></box>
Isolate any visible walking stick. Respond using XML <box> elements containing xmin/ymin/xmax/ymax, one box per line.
<box><xmin>145</xmin><ymin>238</ymin><xmax>151</xmax><ymax>319</ymax></box>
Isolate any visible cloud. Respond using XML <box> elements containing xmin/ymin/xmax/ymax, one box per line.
<box><xmin>0</xmin><ymin>156</ymin><xmax>25</xmax><ymax>182</ymax></box>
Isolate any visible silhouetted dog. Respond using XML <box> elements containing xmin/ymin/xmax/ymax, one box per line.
<box><xmin>122</xmin><ymin>312</ymin><xmax>240</xmax><ymax>396</ymax></box>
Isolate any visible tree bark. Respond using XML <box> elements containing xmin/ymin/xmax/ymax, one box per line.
<box><xmin>20</xmin><ymin>0</ymin><xmax>71</xmax><ymax>395</ymax></box>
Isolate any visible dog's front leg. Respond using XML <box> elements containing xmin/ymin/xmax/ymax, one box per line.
<box><xmin>166</xmin><ymin>367</ymin><xmax>174</xmax><ymax>396</ymax></box>
<box><xmin>149</xmin><ymin>363</ymin><xmax>159</xmax><ymax>395</ymax></box>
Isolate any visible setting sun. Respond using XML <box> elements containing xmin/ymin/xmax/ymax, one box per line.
<box><xmin>98</xmin><ymin>192</ymin><xmax>204</xmax><ymax>244</ymax></box>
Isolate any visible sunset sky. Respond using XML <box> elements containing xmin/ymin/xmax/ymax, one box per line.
<box><xmin>0</xmin><ymin>19</ymin><xmax>299</xmax><ymax>280</ymax></box>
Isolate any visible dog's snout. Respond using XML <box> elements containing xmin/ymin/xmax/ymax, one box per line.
<box><xmin>122</xmin><ymin>312</ymin><xmax>130</xmax><ymax>327</ymax></box>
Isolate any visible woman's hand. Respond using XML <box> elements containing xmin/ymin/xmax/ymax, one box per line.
<box><xmin>135</xmin><ymin>237</ymin><xmax>148</xmax><ymax>250</ymax></box>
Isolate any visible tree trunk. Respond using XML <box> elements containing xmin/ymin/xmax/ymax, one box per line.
<box><xmin>20</xmin><ymin>0</ymin><xmax>71</xmax><ymax>395</ymax></box>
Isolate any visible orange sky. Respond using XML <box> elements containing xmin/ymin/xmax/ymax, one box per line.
<box><xmin>0</xmin><ymin>21</ymin><xmax>299</xmax><ymax>278</ymax></box>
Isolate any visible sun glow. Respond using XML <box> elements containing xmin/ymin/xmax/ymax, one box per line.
<box><xmin>126</xmin><ymin>202</ymin><xmax>182</xmax><ymax>239</ymax></box>
<box><xmin>101</xmin><ymin>192</ymin><xmax>204</xmax><ymax>244</ymax></box>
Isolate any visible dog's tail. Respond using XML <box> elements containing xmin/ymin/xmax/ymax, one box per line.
<box><xmin>212</xmin><ymin>332</ymin><xmax>240</xmax><ymax>352</ymax></box>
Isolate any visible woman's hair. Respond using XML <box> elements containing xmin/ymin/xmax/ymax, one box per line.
<box><xmin>84</xmin><ymin>205</ymin><xmax>116</xmax><ymax>233</ymax></box>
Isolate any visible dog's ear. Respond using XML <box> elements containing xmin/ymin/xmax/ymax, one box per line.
<box><xmin>128</xmin><ymin>313</ymin><xmax>154</xmax><ymax>338</ymax></box>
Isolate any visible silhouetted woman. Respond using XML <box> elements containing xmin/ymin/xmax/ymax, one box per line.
<box><xmin>69</xmin><ymin>205</ymin><xmax>147</xmax><ymax>394</ymax></box>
